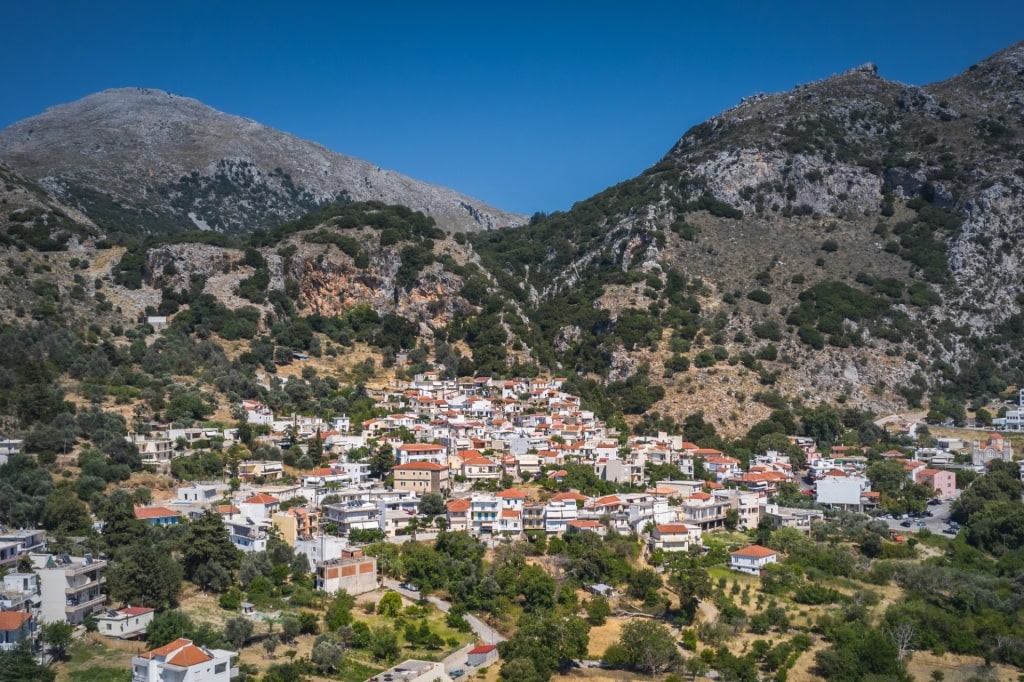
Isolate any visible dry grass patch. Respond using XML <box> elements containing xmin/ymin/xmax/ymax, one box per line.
<box><xmin>907</xmin><ymin>650</ymin><xmax>1021</xmax><ymax>681</ymax></box>
<box><xmin>586</xmin><ymin>616</ymin><xmax>627</xmax><ymax>659</ymax></box>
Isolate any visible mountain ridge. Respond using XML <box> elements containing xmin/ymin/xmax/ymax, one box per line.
<box><xmin>2</xmin><ymin>43</ymin><xmax>1024</xmax><ymax>438</ymax></box>
<box><xmin>0</xmin><ymin>87</ymin><xmax>525</xmax><ymax>235</ymax></box>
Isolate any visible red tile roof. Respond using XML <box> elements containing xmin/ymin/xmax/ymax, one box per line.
<box><xmin>656</xmin><ymin>524</ymin><xmax>693</xmax><ymax>534</ymax></box>
<box><xmin>133</xmin><ymin>506</ymin><xmax>181</xmax><ymax>520</ymax></box>
<box><xmin>731</xmin><ymin>544</ymin><xmax>777</xmax><ymax>559</ymax></box>
<box><xmin>167</xmin><ymin>643</ymin><xmax>214</xmax><ymax>667</ymax></box>
<box><xmin>0</xmin><ymin>611</ymin><xmax>30</xmax><ymax>630</ymax></box>
<box><xmin>446</xmin><ymin>499</ymin><xmax>471</xmax><ymax>512</ymax></box>
<box><xmin>243</xmin><ymin>493</ymin><xmax>279</xmax><ymax>504</ymax></box>
<box><xmin>468</xmin><ymin>644</ymin><xmax>498</xmax><ymax>655</ymax></box>
<box><xmin>397</xmin><ymin>443</ymin><xmax>444</xmax><ymax>452</ymax></box>
<box><xmin>393</xmin><ymin>461</ymin><xmax>448</xmax><ymax>471</ymax></box>
<box><xmin>495</xmin><ymin>488</ymin><xmax>528</xmax><ymax>499</ymax></box>
<box><xmin>551</xmin><ymin>491</ymin><xmax>588</xmax><ymax>502</ymax></box>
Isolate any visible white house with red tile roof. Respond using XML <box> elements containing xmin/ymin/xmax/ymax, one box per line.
<box><xmin>702</xmin><ymin>454</ymin><xmax>742</xmax><ymax>483</ymax></box>
<box><xmin>461</xmin><ymin>455</ymin><xmax>502</xmax><ymax>483</ymax></box>
<box><xmin>729</xmin><ymin>545</ymin><xmax>778</xmax><ymax>575</ymax></box>
<box><xmin>467</xmin><ymin>643</ymin><xmax>500</xmax><ymax>667</ymax></box>
<box><xmin>238</xmin><ymin>493</ymin><xmax>280</xmax><ymax>520</ymax></box>
<box><xmin>132</xmin><ymin>637</ymin><xmax>237</xmax><ymax>682</ymax></box>
<box><xmin>445</xmin><ymin>498</ymin><xmax>471</xmax><ymax>533</ymax></box>
<box><xmin>241</xmin><ymin>400</ymin><xmax>273</xmax><ymax>426</ymax></box>
<box><xmin>495</xmin><ymin>487</ymin><xmax>528</xmax><ymax>502</ymax></box>
<box><xmin>651</xmin><ymin>523</ymin><xmax>702</xmax><ymax>553</ymax></box>
<box><xmin>587</xmin><ymin>495</ymin><xmax>626</xmax><ymax>513</ymax></box>
<box><xmin>0</xmin><ymin>611</ymin><xmax>33</xmax><ymax>650</ymax></box>
<box><xmin>567</xmin><ymin>519</ymin><xmax>606</xmax><ymax>536</ymax></box>
<box><xmin>498</xmin><ymin>509</ymin><xmax>523</xmax><ymax>535</ymax></box>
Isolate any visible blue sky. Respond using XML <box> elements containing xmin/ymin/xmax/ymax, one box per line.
<box><xmin>2</xmin><ymin>2</ymin><xmax>1021</xmax><ymax>215</ymax></box>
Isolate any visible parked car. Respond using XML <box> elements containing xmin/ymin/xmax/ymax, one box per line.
<box><xmin>900</xmin><ymin>521</ymin><xmax>912</xmax><ymax>528</ymax></box>
<box><xmin>399</xmin><ymin>582</ymin><xmax>419</xmax><ymax>591</ymax></box>
<box><xmin>450</xmin><ymin>669</ymin><xmax>465</xmax><ymax>678</ymax></box>
<box><xmin>928</xmin><ymin>499</ymin><xmax>942</xmax><ymax>506</ymax></box>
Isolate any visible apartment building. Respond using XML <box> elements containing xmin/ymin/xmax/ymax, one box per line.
<box><xmin>392</xmin><ymin>461</ymin><xmax>450</xmax><ymax>495</ymax></box>
<box><xmin>33</xmin><ymin>553</ymin><xmax>107</xmax><ymax>625</ymax></box>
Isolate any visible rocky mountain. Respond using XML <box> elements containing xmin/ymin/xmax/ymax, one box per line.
<box><xmin>466</xmin><ymin>41</ymin><xmax>1024</xmax><ymax>432</ymax></box>
<box><xmin>2</xmin><ymin>44</ymin><xmax>1024</xmax><ymax>439</ymax></box>
<box><xmin>0</xmin><ymin>88</ymin><xmax>525</xmax><ymax>235</ymax></box>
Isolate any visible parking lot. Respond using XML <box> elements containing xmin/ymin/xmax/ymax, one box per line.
<box><xmin>878</xmin><ymin>497</ymin><xmax>959</xmax><ymax>536</ymax></box>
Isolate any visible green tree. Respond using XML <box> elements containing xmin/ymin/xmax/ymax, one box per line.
<box><xmin>262</xmin><ymin>634</ymin><xmax>279</xmax><ymax>659</ymax></box>
<box><xmin>518</xmin><ymin>564</ymin><xmax>556</xmax><ymax>612</ymax></box>
<box><xmin>106</xmin><ymin>540</ymin><xmax>183</xmax><ymax>610</ymax></box>
<box><xmin>42</xmin><ymin>485</ymin><xmax>92</xmax><ymax>534</ymax></box>
<box><xmin>42</xmin><ymin>621</ymin><xmax>74</xmax><ymax>661</ymax></box>
<box><xmin>617</xmin><ymin>618</ymin><xmax>679</xmax><ymax>675</ymax></box>
<box><xmin>498</xmin><ymin>612</ymin><xmax>590</xmax><ymax>679</ymax></box>
<box><xmin>585</xmin><ymin>595</ymin><xmax>611</xmax><ymax>625</ymax></box>
<box><xmin>666</xmin><ymin>556</ymin><xmax>712</xmax><ymax>621</ymax></box>
<box><xmin>418</xmin><ymin>492</ymin><xmax>445</xmax><ymax>516</ymax></box>
<box><xmin>802</xmin><ymin>403</ymin><xmax>844</xmax><ymax>443</ymax></box>
<box><xmin>0</xmin><ymin>640</ymin><xmax>56</xmax><ymax>682</ymax></box>
<box><xmin>224</xmin><ymin>615</ymin><xmax>255</xmax><ymax>650</ymax></box>
<box><xmin>311</xmin><ymin>638</ymin><xmax>344</xmax><ymax>673</ymax></box>
<box><xmin>377</xmin><ymin>591</ymin><xmax>403</xmax><ymax>617</ymax></box>
<box><xmin>182</xmin><ymin>510</ymin><xmax>240</xmax><ymax>589</ymax></box>
<box><xmin>325</xmin><ymin>590</ymin><xmax>356</xmax><ymax>630</ymax></box>
<box><xmin>100</xmin><ymin>489</ymin><xmax>147</xmax><ymax>560</ymax></box>
<box><xmin>369</xmin><ymin>625</ymin><xmax>400</xmax><ymax>662</ymax></box>
<box><xmin>368</xmin><ymin>442</ymin><xmax>395</xmax><ymax>479</ymax></box>
<box><xmin>147</xmin><ymin>610</ymin><xmax>194</xmax><ymax>648</ymax></box>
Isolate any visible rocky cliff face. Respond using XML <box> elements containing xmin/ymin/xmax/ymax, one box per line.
<box><xmin>0</xmin><ymin>88</ymin><xmax>525</xmax><ymax>235</ymax></box>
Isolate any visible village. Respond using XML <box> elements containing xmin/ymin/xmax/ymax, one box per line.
<box><xmin>1</xmin><ymin>372</ymin><xmax>1020</xmax><ymax>682</ymax></box>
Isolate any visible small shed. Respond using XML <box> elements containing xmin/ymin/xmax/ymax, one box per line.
<box><xmin>467</xmin><ymin>644</ymin><xmax>499</xmax><ymax>667</ymax></box>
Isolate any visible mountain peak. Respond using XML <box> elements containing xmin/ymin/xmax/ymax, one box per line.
<box><xmin>0</xmin><ymin>89</ymin><xmax>524</xmax><ymax>234</ymax></box>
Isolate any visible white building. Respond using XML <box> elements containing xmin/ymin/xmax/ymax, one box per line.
<box><xmin>729</xmin><ymin>545</ymin><xmax>778</xmax><ymax>575</ymax></box>
<box><xmin>650</xmin><ymin>523</ymin><xmax>702</xmax><ymax>554</ymax></box>
<box><xmin>366</xmin><ymin>660</ymin><xmax>452</xmax><ymax>682</ymax></box>
<box><xmin>97</xmin><ymin>606</ymin><xmax>155</xmax><ymax>639</ymax></box>
<box><xmin>0</xmin><ymin>529</ymin><xmax>47</xmax><ymax>571</ymax></box>
<box><xmin>0</xmin><ymin>572</ymin><xmax>39</xmax><ymax>612</ymax></box>
<box><xmin>33</xmin><ymin>553</ymin><xmax>107</xmax><ymax>625</ymax></box>
<box><xmin>132</xmin><ymin>638</ymin><xmax>237</xmax><ymax>682</ymax></box>
<box><xmin>815</xmin><ymin>473</ymin><xmax>873</xmax><ymax>512</ymax></box>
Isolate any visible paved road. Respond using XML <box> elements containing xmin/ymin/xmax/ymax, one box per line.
<box><xmin>383</xmin><ymin>578</ymin><xmax>505</xmax><ymax>674</ymax></box>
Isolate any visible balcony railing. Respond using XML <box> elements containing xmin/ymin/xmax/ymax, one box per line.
<box><xmin>66</xmin><ymin>593</ymin><xmax>105</xmax><ymax>613</ymax></box>
<box><xmin>66</xmin><ymin>576</ymin><xmax>106</xmax><ymax>594</ymax></box>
